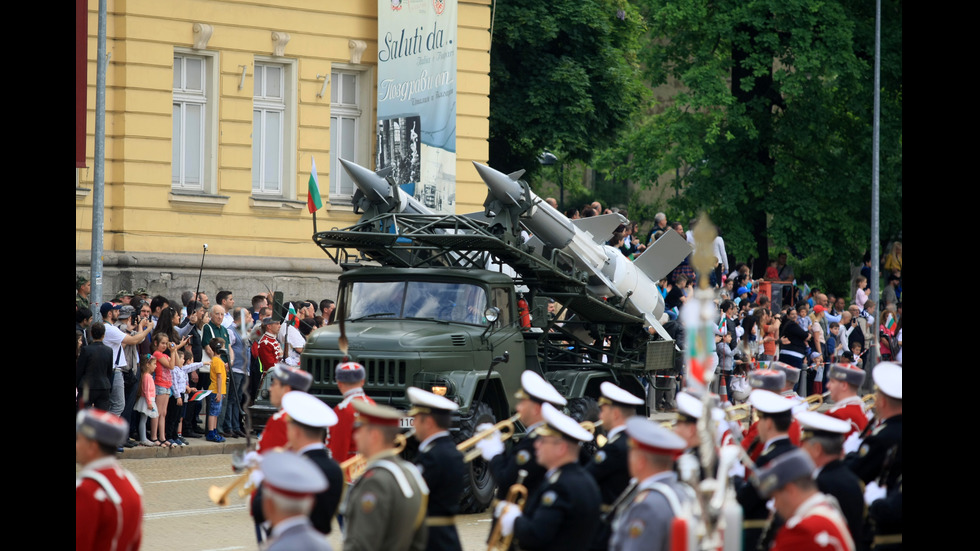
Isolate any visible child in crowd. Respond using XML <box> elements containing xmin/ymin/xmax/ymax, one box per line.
<box><xmin>854</xmin><ymin>275</ymin><xmax>869</xmax><ymax>310</ymax></box>
<box><xmin>825</xmin><ymin>322</ymin><xmax>840</xmax><ymax>363</ymax></box>
<box><xmin>151</xmin><ymin>333</ymin><xmax>178</xmax><ymax>447</ymax></box>
<box><xmin>716</xmin><ymin>331</ymin><xmax>735</xmax><ymax>403</ymax></box>
<box><xmin>134</xmin><ymin>354</ymin><xmax>159</xmax><ymax>446</ymax></box>
<box><xmin>849</xmin><ymin>341</ymin><xmax>865</xmax><ymax>370</ymax></box>
<box><xmin>167</xmin><ymin>348</ymin><xmax>209</xmax><ymax>446</ymax></box>
<box><xmin>206</xmin><ymin>338</ymin><xmax>227</xmax><ymax>442</ymax></box>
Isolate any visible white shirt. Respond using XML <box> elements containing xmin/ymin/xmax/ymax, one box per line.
<box><xmin>102</xmin><ymin>324</ymin><xmax>128</xmax><ymax>369</ymax></box>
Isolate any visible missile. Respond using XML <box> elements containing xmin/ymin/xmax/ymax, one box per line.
<box><xmin>473</xmin><ymin>161</ymin><xmax>691</xmax><ymax>330</ymax></box>
<box><xmin>339</xmin><ymin>158</ymin><xmax>432</xmax><ymax>215</ymax></box>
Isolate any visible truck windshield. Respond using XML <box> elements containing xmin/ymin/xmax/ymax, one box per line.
<box><xmin>347</xmin><ymin>281</ymin><xmax>489</xmax><ymax>325</ymax></box>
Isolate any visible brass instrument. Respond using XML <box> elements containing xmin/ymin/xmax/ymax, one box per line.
<box><xmin>805</xmin><ymin>391</ymin><xmax>831</xmax><ymax>411</ymax></box>
<box><xmin>458</xmin><ymin>414</ymin><xmax>521</xmax><ymax>463</ymax></box>
<box><xmin>488</xmin><ymin>469</ymin><xmax>529</xmax><ymax>551</ymax></box>
<box><xmin>725</xmin><ymin>402</ymin><xmax>753</xmax><ymax>422</ymax></box>
<box><xmin>862</xmin><ymin>393</ymin><xmax>876</xmax><ymax>410</ymax></box>
<box><xmin>208</xmin><ymin>469</ymin><xmax>253</xmax><ymax>506</ymax></box>
<box><xmin>583</xmin><ymin>420</ymin><xmax>606</xmax><ymax>447</ymax></box>
<box><xmin>341</xmin><ymin>429</ymin><xmax>413</xmax><ymax>482</ymax></box>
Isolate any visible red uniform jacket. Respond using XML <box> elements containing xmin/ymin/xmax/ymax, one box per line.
<box><xmin>826</xmin><ymin>397</ymin><xmax>868</xmax><ymax>439</ymax></box>
<box><xmin>771</xmin><ymin>493</ymin><xmax>855</xmax><ymax>551</ymax></box>
<box><xmin>256</xmin><ymin>410</ymin><xmax>289</xmax><ymax>454</ymax></box>
<box><xmin>76</xmin><ymin>457</ymin><xmax>143</xmax><ymax>551</ymax></box>
<box><xmin>328</xmin><ymin>389</ymin><xmax>375</xmax><ymax>462</ymax></box>
<box><xmin>256</xmin><ymin>332</ymin><xmax>282</xmax><ymax>371</ymax></box>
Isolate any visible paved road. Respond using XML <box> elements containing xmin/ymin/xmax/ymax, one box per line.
<box><xmin>98</xmin><ymin>454</ymin><xmax>495</xmax><ymax>551</ymax></box>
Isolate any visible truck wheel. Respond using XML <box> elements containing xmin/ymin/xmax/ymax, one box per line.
<box><xmin>565</xmin><ymin>396</ymin><xmax>601</xmax><ymax>458</ymax></box>
<box><xmin>454</xmin><ymin>400</ymin><xmax>496</xmax><ymax>513</ymax></box>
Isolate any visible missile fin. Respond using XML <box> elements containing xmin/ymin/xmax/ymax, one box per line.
<box><xmin>633</xmin><ymin>229</ymin><xmax>693</xmax><ymax>283</ymax></box>
<box><xmin>571</xmin><ymin>213</ymin><xmax>628</xmax><ymax>245</ymax></box>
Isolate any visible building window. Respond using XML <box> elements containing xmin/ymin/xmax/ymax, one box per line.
<box><xmin>172</xmin><ymin>51</ymin><xmax>217</xmax><ymax>193</ymax></box>
<box><xmin>329</xmin><ymin>65</ymin><xmax>373</xmax><ymax>203</ymax></box>
<box><xmin>253</xmin><ymin>63</ymin><xmax>285</xmax><ymax>195</ymax></box>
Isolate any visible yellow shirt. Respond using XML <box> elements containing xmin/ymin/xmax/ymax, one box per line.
<box><xmin>209</xmin><ymin>357</ymin><xmax>226</xmax><ymax>395</ymax></box>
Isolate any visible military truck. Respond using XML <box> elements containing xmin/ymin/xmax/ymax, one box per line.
<box><xmin>258</xmin><ymin>160</ymin><xmax>688</xmax><ymax>513</ymax></box>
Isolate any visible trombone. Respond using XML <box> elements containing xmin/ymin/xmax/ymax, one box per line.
<box><xmin>457</xmin><ymin>414</ymin><xmax>520</xmax><ymax>463</ymax></box>
<box><xmin>341</xmin><ymin>428</ymin><xmax>414</xmax><ymax>482</ymax></box>
<box><xmin>208</xmin><ymin>469</ymin><xmax>253</xmax><ymax>506</ymax></box>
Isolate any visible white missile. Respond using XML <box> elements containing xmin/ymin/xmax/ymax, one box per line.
<box><xmin>339</xmin><ymin>158</ymin><xmax>432</xmax><ymax>215</ymax></box>
<box><xmin>473</xmin><ymin>161</ymin><xmax>691</xmax><ymax>330</ymax></box>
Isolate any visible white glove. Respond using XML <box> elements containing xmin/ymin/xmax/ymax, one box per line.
<box><xmin>494</xmin><ymin>500</ymin><xmax>509</xmax><ymax>518</ymax></box>
<box><xmin>864</xmin><ymin>482</ymin><xmax>886</xmax><ymax>506</ymax></box>
<box><xmin>244</xmin><ymin>450</ymin><xmax>261</xmax><ymax>468</ymax></box>
<box><xmin>498</xmin><ymin>502</ymin><xmax>522</xmax><ymax>537</ymax></box>
<box><xmin>676</xmin><ymin>454</ymin><xmax>700</xmax><ymax>482</ymax></box>
<box><xmin>475</xmin><ymin>433</ymin><xmax>504</xmax><ymax>461</ymax></box>
<box><xmin>765</xmin><ymin>498</ymin><xmax>775</xmax><ymax>513</ymax></box>
<box><xmin>476</xmin><ymin>423</ymin><xmax>495</xmax><ymax>433</ymax></box>
<box><xmin>248</xmin><ymin>468</ymin><xmax>265</xmax><ymax>490</ymax></box>
<box><xmin>843</xmin><ymin>432</ymin><xmax>863</xmax><ymax>455</ymax></box>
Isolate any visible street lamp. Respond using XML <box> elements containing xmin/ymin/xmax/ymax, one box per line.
<box><xmin>537</xmin><ymin>151</ymin><xmax>564</xmax><ymax>212</ymax></box>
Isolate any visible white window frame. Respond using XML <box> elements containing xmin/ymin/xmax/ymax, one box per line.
<box><xmin>172</xmin><ymin>49</ymin><xmax>218</xmax><ymax>195</ymax></box>
<box><xmin>329</xmin><ymin>64</ymin><xmax>374</xmax><ymax>205</ymax></box>
<box><xmin>252</xmin><ymin>57</ymin><xmax>297</xmax><ymax>200</ymax></box>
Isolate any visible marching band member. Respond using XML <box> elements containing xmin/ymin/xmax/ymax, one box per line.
<box><xmin>496</xmin><ymin>402</ymin><xmax>601</xmax><ymax>551</ymax></box>
<box><xmin>795</xmin><ymin>410</ymin><xmax>864</xmax><ymax>543</ymax></box>
<box><xmin>824</xmin><ymin>363</ymin><xmax>869</xmax><ymax>449</ymax></box>
<box><xmin>587</xmin><ymin>382</ymin><xmax>644</xmax><ymax>550</ymax></box>
<box><xmin>407</xmin><ymin>387</ymin><xmax>466</xmax><ymax>551</ymax></box>
<box><xmin>329</xmin><ymin>361</ymin><xmax>375</xmax><ymax>463</ymax></box>
<box><xmin>608</xmin><ymin>416</ymin><xmax>693</xmax><ymax>551</ymax></box>
<box><xmin>755</xmin><ymin>448</ymin><xmax>854</xmax><ymax>551</ymax></box>
<box><xmin>76</xmin><ymin>409</ymin><xmax>143</xmax><ymax>551</ymax></box>
<box><xmin>259</xmin><ymin>451</ymin><xmax>331</xmax><ymax>551</ymax></box>
<box><xmin>343</xmin><ymin>400</ymin><xmax>429</xmax><ymax>551</ymax></box>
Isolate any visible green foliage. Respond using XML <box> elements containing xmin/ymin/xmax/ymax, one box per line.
<box><xmin>488</xmin><ymin>1</ymin><xmax>648</xmax><ymax>177</ymax></box>
<box><xmin>595</xmin><ymin>0</ymin><xmax>902</xmax><ymax>274</ymax></box>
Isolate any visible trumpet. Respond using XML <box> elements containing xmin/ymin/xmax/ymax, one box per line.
<box><xmin>208</xmin><ymin>469</ymin><xmax>253</xmax><ymax>506</ymax></box>
<box><xmin>726</xmin><ymin>402</ymin><xmax>753</xmax><ymax>422</ymax></box>
<box><xmin>341</xmin><ymin>429</ymin><xmax>413</xmax><ymax>482</ymax></box>
<box><xmin>805</xmin><ymin>391</ymin><xmax>831</xmax><ymax>411</ymax></box>
<box><xmin>862</xmin><ymin>393</ymin><xmax>875</xmax><ymax>410</ymax></box>
<box><xmin>488</xmin><ymin>469</ymin><xmax>529</xmax><ymax>551</ymax></box>
<box><xmin>458</xmin><ymin>414</ymin><xmax>520</xmax><ymax>463</ymax></box>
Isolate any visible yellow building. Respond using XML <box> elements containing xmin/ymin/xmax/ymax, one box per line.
<box><xmin>76</xmin><ymin>0</ymin><xmax>491</xmax><ymax>304</ymax></box>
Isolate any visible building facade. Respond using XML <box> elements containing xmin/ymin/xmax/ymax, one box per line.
<box><xmin>76</xmin><ymin>0</ymin><xmax>491</xmax><ymax>305</ymax></box>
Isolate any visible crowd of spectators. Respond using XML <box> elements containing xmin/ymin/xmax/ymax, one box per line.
<box><xmin>74</xmin><ymin>282</ymin><xmax>338</xmax><ymax>451</ymax></box>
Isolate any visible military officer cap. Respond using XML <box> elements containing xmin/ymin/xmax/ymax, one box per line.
<box><xmin>625</xmin><ymin>416</ymin><xmax>686</xmax><ymax>458</ymax></box>
<box><xmin>748</xmin><ymin>369</ymin><xmax>786</xmax><ymax>392</ymax></box>
<box><xmin>533</xmin><ymin>402</ymin><xmax>593</xmax><ymax>443</ymax></box>
<box><xmin>828</xmin><ymin>363</ymin><xmax>866</xmax><ymax>387</ymax></box>
<box><xmin>270</xmin><ymin>363</ymin><xmax>313</xmax><ymax>392</ymax></box>
<box><xmin>282</xmin><ymin>391</ymin><xmax>338</xmax><ymax>428</ymax></box>
<box><xmin>115</xmin><ymin>289</ymin><xmax>135</xmax><ymax>300</ymax></box>
<box><xmin>76</xmin><ymin>275</ymin><xmax>89</xmax><ymax>289</ymax></box>
<box><xmin>756</xmin><ymin>448</ymin><xmax>816</xmax><ymax>498</ymax></box>
<box><xmin>514</xmin><ymin>370</ymin><xmax>567</xmax><ymax>407</ymax></box>
<box><xmin>872</xmin><ymin>362</ymin><xmax>902</xmax><ymax>400</ymax></box>
<box><xmin>76</xmin><ymin>408</ymin><xmax>129</xmax><ymax>448</ymax></box>
<box><xmin>262</xmin><ymin>450</ymin><xmax>328</xmax><ymax>497</ymax></box>
<box><xmin>598</xmin><ymin>381</ymin><xmax>644</xmax><ymax>409</ymax></box>
<box><xmin>770</xmin><ymin>361</ymin><xmax>801</xmax><ymax>384</ymax></box>
<box><xmin>749</xmin><ymin>389</ymin><xmax>794</xmax><ymax>415</ymax></box>
<box><xmin>676</xmin><ymin>391</ymin><xmax>721</xmax><ymax>423</ymax></box>
<box><xmin>352</xmin><ymin>400</ymin><xmax>404</xmax><ymax>428</ymax></box>
<box><xmin>795</xmin><ymin>410</ymin><xmax>850</xmax><ymax>441</ymax></box>
<box><xmin>336</xmin><ymin>361</ymin><xmax>366</xmax><ymax>384</ymax></box>
<box><xmin>407</xmin><ymin>386</ymin><xmax>459</xmax><ymax>416</ymax></box>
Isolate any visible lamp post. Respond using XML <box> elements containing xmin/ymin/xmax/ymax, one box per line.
<box><xmin>537</xmin><ymin>151</ymin><xmax>564</xmax><ymax>212</ymax></box>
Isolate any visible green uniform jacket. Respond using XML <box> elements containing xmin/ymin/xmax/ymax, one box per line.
<box><xmin>344</xmin><ymin>452</ymin><xmax>429</xmax><ymax>551</ymax></box>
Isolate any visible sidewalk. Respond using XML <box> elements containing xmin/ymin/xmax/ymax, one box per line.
<box><xmin>119</xmin><ymin>435</ymin><xmax>250</xmax><ymax>459</ymax></box>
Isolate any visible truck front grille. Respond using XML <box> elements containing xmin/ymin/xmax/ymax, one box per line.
<box><xmin>306</xmin><ymin>356</ymin><xmax>408</xmax><ymax>388</ymax></box>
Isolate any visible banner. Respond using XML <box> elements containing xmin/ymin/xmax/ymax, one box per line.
<box><xmin>377</xmin><ymin>0</ymin><xmax>457</xmax><ymax>213</ymax></box>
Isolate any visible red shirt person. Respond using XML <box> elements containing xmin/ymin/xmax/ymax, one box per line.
<box><xmin>328</xmin><ymin>361</ymin><xmax>375</xmax><ymax>463</ymax></box>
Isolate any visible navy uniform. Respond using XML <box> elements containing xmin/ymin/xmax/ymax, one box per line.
<box><xmin>736</xmin><ymin>390</ymin><xmax>798</xmax><ymax>551</ymax></box>
<box><xmin>260</xmin><ymin>451</ymin><xmax>332</xmax><ymax>551</ymax></box>
<box><xmin>408</xmin><ymin>387</ymin><xmax>466</xmax><ymax>551</ymax></box>
<box><xmin>281</xmin><ymin>391</ymin><xmax>344</xmax><ymax>535</ymax></box>
<box><xmin>587</xmin><ymin>382</ymin><xmax>643</xmax><ymax>551</ymax></box>
<box><xmin>845</xmin><ymin>362</ymin><xmax>902</xmax><ymax>549</ymax></box>
<box><xmin>343</xmin><ymin>400</ymin><xmax>429</xmax><ymax>551</ymax></box>
<box><xmin>498</xmin><ymin>402</ymin><xmax>601</xmax><ymax>551</ymax></box>
<box><xmin>482</xmin><ymin>371</ymin><xmax>568</xmax><ymax>501</ymax></box>
<box><xmin>796</xmin><ymin>410</ymin><xmax>865</xmax><ymax>544</ymax></box>
<box><xmin>608</xmin><ymin>416</ymin><xmax>694</xmax><ymax>551</ymax></box>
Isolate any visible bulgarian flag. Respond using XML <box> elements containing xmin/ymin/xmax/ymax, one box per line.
<box><xmin>286</xmin><ymin>302</ymin><xmax>300</xmax><ymax>328</ymax></box>
<box><xmin>307</xmin><ymin>156</ymin><xmax>323</xmax><ymax>214</ymax></box>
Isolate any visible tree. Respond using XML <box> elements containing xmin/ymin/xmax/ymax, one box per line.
<box><xmin>488</xmin><ymin>1</ymin><xmax>647</xmax><ymax>177</ymax></box>
<box><xmin>596</xmin><ymin>0</ymin><xmax>902</xmax><ymax>285</ymax></box>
